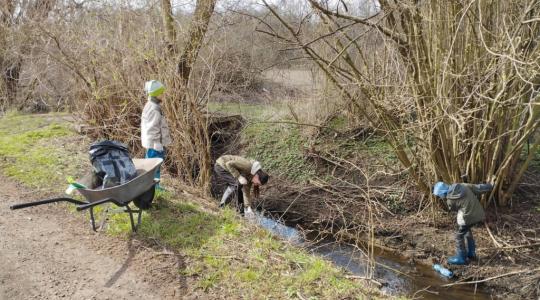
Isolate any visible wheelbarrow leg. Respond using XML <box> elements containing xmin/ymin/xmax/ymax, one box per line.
<box><xmin>89</xmin><ymin>207</ymin><xmax>97</xmax><ymax>232</ymax></box>
<box><xmin>124</xmin><ymin>205</ymin><xmax>143</xmax><ymax>232</ymax></box>
<box><xmin>137</xmin><ymin>209</ymin><xmax>143</xmax><ymax>229</ymax></box>
<box><xmin>127</xmin><ymin>206</ymin><xmax>135</xmax><ymax>232</ymax></box>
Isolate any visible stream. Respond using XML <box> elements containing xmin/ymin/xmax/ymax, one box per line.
<box><xmin>252</xmin><ymin>211</ymin><xmax>493</xmax><ymax>299</ymax></box>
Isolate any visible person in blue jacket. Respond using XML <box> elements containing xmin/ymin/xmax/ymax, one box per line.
<box><xmin>433</xmin><ymin>180</ymin><xmax>493</xmax><ymax>265</ymax></box>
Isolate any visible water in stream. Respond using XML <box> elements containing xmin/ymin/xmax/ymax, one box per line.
<box><xmin>252</xmin><ymin>211</ymin><xmax>493</xmax><ymax>299</ymax></box>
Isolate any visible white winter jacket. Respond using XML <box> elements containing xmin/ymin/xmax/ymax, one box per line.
<box><xmin>141</xmin><ymin>98</ymin><xmax>171</xmax><ymax>151</ymax></box>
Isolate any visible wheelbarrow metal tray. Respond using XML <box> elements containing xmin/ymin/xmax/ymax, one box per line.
<box><xmin>78</xmin><ymin>158</ymin><xmax>162</xmax><ymax>203</ymax></box>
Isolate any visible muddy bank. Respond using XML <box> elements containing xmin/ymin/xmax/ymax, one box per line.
<box><xmin>253</xmin><ymin>210</ymin><xmax>496</xmax><ymax>299</ymax></box>
<box><xmin>254</xmin><ymin>179</ymin><xmax>540</xmax><ymax>299</ymax></box>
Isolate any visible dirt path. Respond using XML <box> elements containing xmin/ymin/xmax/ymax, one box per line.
<box><xmin>0</xmin><ymin>176</ymin><xmax>184</xmax><ymax>300</ymax></box>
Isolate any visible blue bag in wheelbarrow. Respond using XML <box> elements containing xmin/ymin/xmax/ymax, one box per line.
<box><xmin>89</xmin><ymin>140</ymin><xmax>138</xmax><ymax>189</ymax></box>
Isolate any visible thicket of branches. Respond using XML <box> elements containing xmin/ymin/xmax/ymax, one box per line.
<box><xmin>0</xmin><ymin>0</ymin><xmax>283</xmax><ymax>192</ymax></box>
<box><xmin>2</xmin><ymin>1</ymin><xmax>539</xmax><ymax>205</ymax></box>
<box><xmin>261</xmin><ymin>0</ymin><xmax>540</xmax><ymax>207</ymax></box>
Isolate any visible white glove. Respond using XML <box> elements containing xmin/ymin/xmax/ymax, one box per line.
<box><xmin>238</xmin><ymin>175</ymin><xmax>248</xmax><ymax>185</ymax></box>
<box><xmin>245</xmin><ymin>207</ymin><xmax>254</xmax><ymax>218</ymax></box>
<box><xmin>154</xmin><ymin>142</ymin><xmax>163</xmax><ymax>151</ymax></box>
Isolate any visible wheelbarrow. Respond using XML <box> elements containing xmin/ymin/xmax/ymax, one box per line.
<box><xmin>10</xmin><ymin>158</ymin><xmax>163</xmax><ymax>232</ymax></box>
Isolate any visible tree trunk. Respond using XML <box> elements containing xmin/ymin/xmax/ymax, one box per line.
<box><xmin>3</xmin><ymin>60</ymin><xmax>20</xmax><ymax>102</ymax></box>
<box><xmin>160</xmin><ymin>0</ymin><xmax>177</xmax><ymax>53</ymax></box>
<box><xmin>158</xmin><ymin>0</ymin><xmax>217</xmax><ymax>194</ymax></box>
<box><xmin>176</xmin><ymin>0</ymin><xmax>216</xmax><ymax>85</ymax></box>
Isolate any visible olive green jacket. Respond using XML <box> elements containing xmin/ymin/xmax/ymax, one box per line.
<box><xmin>446</xmin><ymin>183</ymin><xmax>492</xmax><ymax>226</ymax></box>
<box><xmin>216</xmin><ymin>155</ymin><xmax>257</xmax><ymax>208</ymax></box>
<box><xmin>216</xmin><ymin>155</ymin><xmax>256</xmax><ymax>179</ymax></box>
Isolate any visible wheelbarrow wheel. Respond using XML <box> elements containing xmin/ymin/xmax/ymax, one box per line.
<box><xmin>133</xmin><ymin>186</ymin><xmax>155</xmax><ymax>210</ymax></box>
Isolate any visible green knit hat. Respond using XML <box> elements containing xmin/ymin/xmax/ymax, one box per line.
<box><xmin>144</xmin><ymin>80</ymin><xmax>165</xmax><ymax>97</ymax></box>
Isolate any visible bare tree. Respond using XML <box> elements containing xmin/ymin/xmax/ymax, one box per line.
<box><xmin>0</xmin><ymin>0</ymin><xmax>56</xmax><ymax>111</ymax></box>
<box><xmin>176</xmin><ymin>0</ymin><xmax>217</xmax><ymax>86</ymax></box>
<box><xmin>0</xmin><ymin>0</ymin><xmax>17</xmax><ymax>110</ymax></box>
<box><xmin>161</xmin><ymin>0</ymin><xmax>177</xmax><ymax>53</ymax></box>
<box><xmin>158</xmin><ymin>0</ymin><xmax>218</xmax><ymax>192</ymax></box>
<box><xmin>261</xmin><ymin>0</ymin><xmax>540</xmax><ymax>207</ymax></box>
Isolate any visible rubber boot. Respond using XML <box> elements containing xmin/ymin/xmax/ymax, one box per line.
<box><xmin>219</xmin><ymin>186</ymin><xmax>235</xmax><ymax>208</ymax></box>
<box><xmin>466</xmin><ymin>237</ymin><xmax>477</xmax><ymax>260</ymax></box>
<box><xmin>447</xmin><ymin>249</ymin><xmax>468</xmax><ymax>265</ymax></box>
<box><xmin>244</xmin><ymin>206</ymin><xmax>254</xmax><ymax>219</ymax></box>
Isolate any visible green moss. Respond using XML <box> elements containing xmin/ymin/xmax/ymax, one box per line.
<box><xmin>299</xmin><ymin>259</ymin><xmax>327</xmax><ymax>283</ymax></box>
<box><xmin>238</xmin><ymin>269</ymin><xmax>260</xmax><ymax>282</ymax></box>
<box><xmin>207</xmin><ymin>102</ymin><xmax>284</xmax><ymax>120</ymax></box>
<box><xmin>245</xmin><ymin>123</ymin><xmax>316</xmax><ymax>182</ymax></box>
<box><xmin>327</xmin><ymin>115</ymin><xmax>348</xmax><ymax>130</ymax></box>
<box><xmin>138</xmin><ymin>200</ymin><xmax>227</xmax><ymax>250</ymax></box>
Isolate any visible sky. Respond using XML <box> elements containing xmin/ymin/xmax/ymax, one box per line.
<box><xmin>59</xmin><ymin>0</ymin><xmax>381</xmax><ymax>18</ymax></box>
<box><xmin>177</xmin><ymin>0</ymin><xmax>381</xmax><ymax>16</ymax></box>
<box><xmin>118</xmin><ymin>0</ymin><xmax>381</xmax><ymax>17</ymax></box>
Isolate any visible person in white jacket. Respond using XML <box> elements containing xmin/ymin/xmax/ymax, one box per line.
<box><xmin>141</xmin><ymin>80</ymin><xmax>172</xmax><ymax>187</ymax></box>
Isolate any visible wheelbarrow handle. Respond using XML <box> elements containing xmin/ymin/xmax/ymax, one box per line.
<box><xmin>76</xmin><ymin>198</ymin><xmax>124</xmax><ymax>211</ymax></box>
<box><xmin>10</xmin><ymin>197</ymin><xmax>87</xmax><ymax>210</ymax></box>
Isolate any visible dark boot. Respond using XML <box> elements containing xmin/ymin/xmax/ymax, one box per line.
<box><xmin>448</xmin><ymin>249</ymin><xmax>468</xmax><ymax>265</ymax></box>
<box><xmin>236</xmin><ymin>185</ymin><xmax>245</xmax><ymax>216</ymax></box>
<box><xmin>448</xmin><ymin>235</ymin><xmax>468</xmax><ymax>265</ymax></box>
<box><xmin>466</xmin><ymin>237</ymin><xmax>477</xmax><ymax>260</ymax></box>
<box><xmin>448</xmin><ymin>248</ymin><xmax>467</xmax><ymax>265</ymax></box>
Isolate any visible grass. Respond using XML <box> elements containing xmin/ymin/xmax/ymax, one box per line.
<box><xmin>175</xmin><ymin>213</ymin><xmax>363</xmax><ymax>298</ymax></box>
<box><xmin>207</xmin><ymin>101</ymin><xmax>284</xmax><ymax>120</ymax></box>
<box><xmin>0</xmin><ymin>112</ymin><xmax>375</xmax><ymax>299</ymax></box>
<box><xmin>245</xmin><ymin>122</ymin><xmax>317</xmax><ymax>182</ymax></box>
<box><xmin>317</xmin><ymin>136</ymin><xmax>397</xmax><ymax>164</ymax></box>
<box><xmin>0</xmin><ymin>112</ymin><xmax>79</xmax><ymax>188</ymax></box>
<box><xmin>208</xmin><ymin>101</ymin><xmax>319</xmax><ymax>182</ymax></box>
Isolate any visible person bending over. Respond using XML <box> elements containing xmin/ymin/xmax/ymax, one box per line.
<box><xmin>214</xmin><ymin>155</ymin><xmax>269</xmax><ymax>215</ymax></box>
<box><xmin>433</xmin><ymin>180</ymin><xmax>493</xmax><ymax>265</ymax></box>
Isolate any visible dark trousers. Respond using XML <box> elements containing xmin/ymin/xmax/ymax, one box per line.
<box><xmin>214</xmin><ymin>165</ymin><xmax>244</xmax><ymax>215</ymax></box>
<box><xmin>455</xmin><ymin>225</ymin><xmax>472</xmax><ymax>250</ymax></box>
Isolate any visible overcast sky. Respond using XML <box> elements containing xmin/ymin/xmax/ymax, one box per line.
<box><xmin>69</xmin><ymin>0</ymin><xmax>380</xmax><ymax>18</ymax></box>
<box><xmin>170</xmin><ymin>0</ymin><xmax>381</xmax><ymax>17</ymax></box>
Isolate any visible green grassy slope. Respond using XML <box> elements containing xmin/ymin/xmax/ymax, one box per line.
<box><xmin>0</xmin><ymin>112</ymin><xmax>379</xmax><ymax>299</ymax></box>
